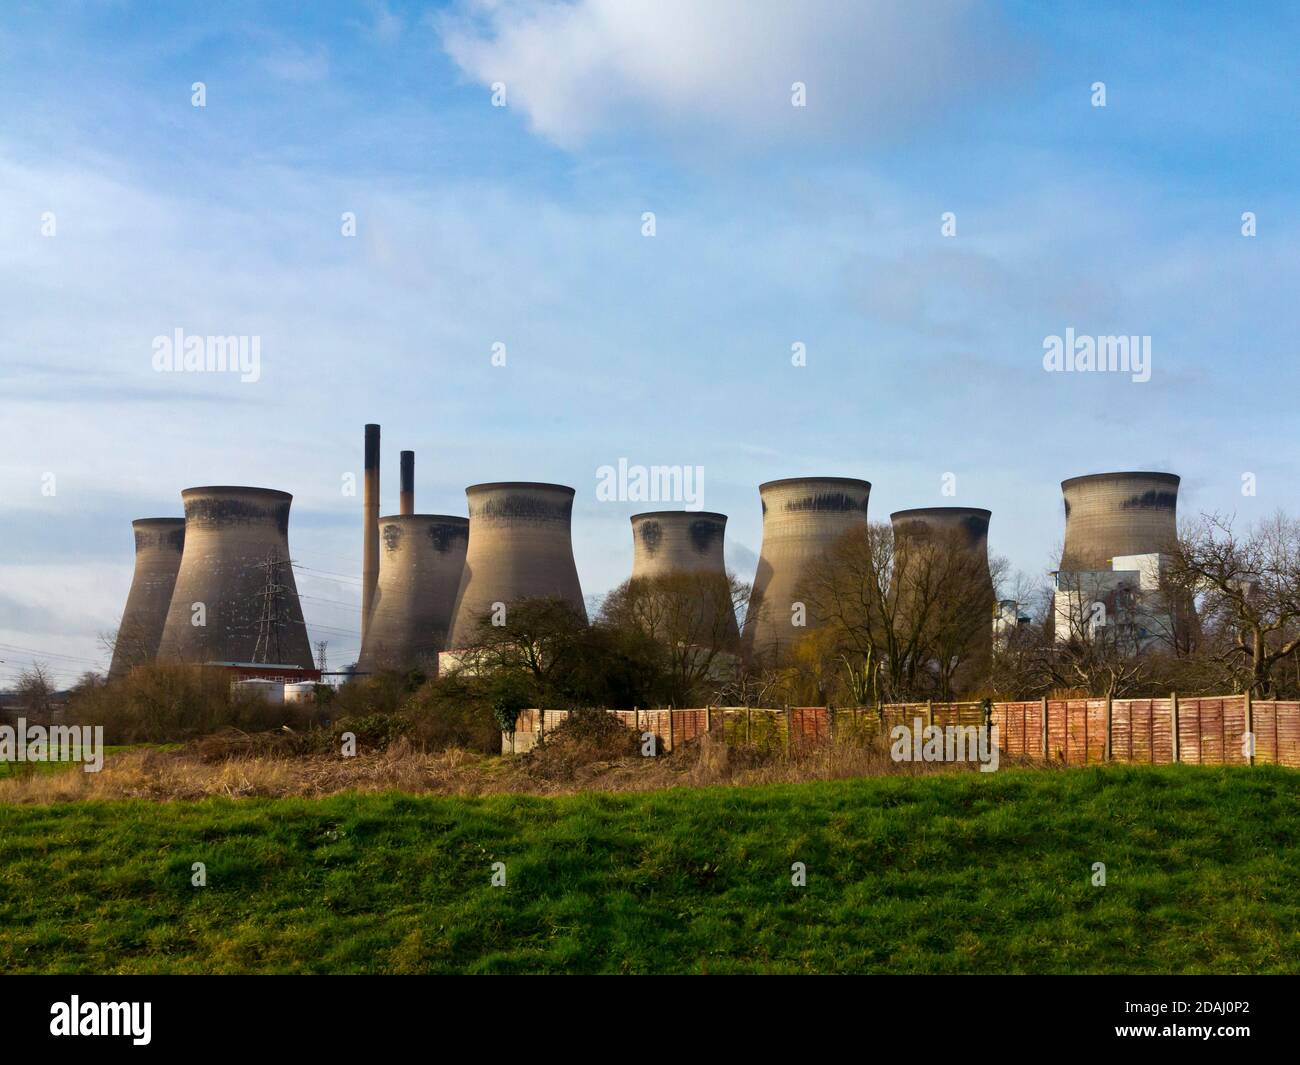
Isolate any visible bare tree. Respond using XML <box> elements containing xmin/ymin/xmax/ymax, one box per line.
<box><xmin>795</xmin><ymin>521</ymin><xmax>996</xmax><ymax>702</ymax></box>
<box><xmin>1164</xmin><ymin>512</ymin><xmax>1300</xmax><ymax>696</ymax></box>
<box><xmin>16</xmin><ymin>662</ymin><xmax>56</xmax><ymax>717</ymax></box>
<box><xmin>599</xmin><ymin>571</ymin><xmax>747</xmax><ymax>706</ymax></box>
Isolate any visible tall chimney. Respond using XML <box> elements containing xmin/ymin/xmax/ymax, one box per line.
<box><xmin>400</xmin><ymin>450</ymin><xmax>415</xmax><ymax>516</ymax></box>
<box><xmin>362</xmin><ymin>424</ymin><xmax>380</xmax><ymax>643</ymax></box>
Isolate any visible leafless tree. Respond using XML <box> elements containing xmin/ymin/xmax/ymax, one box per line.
<box><xmin>600</xmin><ymin>571</ymin><xmax>747</xmax><ymax>706</ymax></box>
<box><xmin>795</xmin><ymin>522</ymin><xmax>995</xmax><ymax>702</ymax></box>
<box><xmin>1163</xmin><ymin>512</ymin><xmax>1300</xmax><ymax>696</ymax></box>
<box><xmin>16</xmin><ymin>662</ymin><xmax>56</xmax><ymax>716</ymax></box>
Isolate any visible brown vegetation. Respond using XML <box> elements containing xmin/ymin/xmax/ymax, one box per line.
<box><xmin>0</xmin><ymin>715</ymin><xmax>1020</xmax><ymax>804</ymax></box>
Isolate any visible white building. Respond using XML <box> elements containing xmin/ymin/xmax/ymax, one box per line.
<box><xmin>1052</xmin><ymin>552</ymin><xmax>1175</xmax><ymax>654</ymax></box>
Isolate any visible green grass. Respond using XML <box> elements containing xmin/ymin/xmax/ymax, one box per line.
<box><xmin>0</xmin><ymin>745</ymin><xmax>146</xmax><ymax>779</ymax></box>
<box><xmin>1</xmin><ymin>765</ymin><xmax>1298</xmax><ymax>973</ymax></box>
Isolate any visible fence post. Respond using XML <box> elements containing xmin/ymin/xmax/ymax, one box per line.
<box><xmin>538</xmin><ymin>708</ymin><xmax>544</xmax><ymax>745</ymax></box>
<box><xmin>828</xmin><ymin>704</ymin><xmax>836</xmax><ymax>744</ymax></box>
<box><xmin>1104</xmin><ymin>694</ymin><xmax>1113</xmax><ymax>762</ymax></box>
<box><xmin>706</xmin><ymin>704</ymin><xmax>713</xmax><ymax>734</ymax></box>
<box><xmin>1244</xmin><ymin>689</ymin><xmax>1253</xmax><ymax>766</ymax></box>
<box><xmin>1171</xmin><ymin>692</ymin><xmax>1179</xmax><ymax>763</ymax></box>
<box><xmin>1040</xmin><ymin>696</ymin><xmax>1049</xmax><ymax>759</ymax></box>
<box><xmin>784</xmin><ymin>703</ymin><xmax>792</xmax><ymax>754</ymax></box>
<box><xmin>926</xmin><ymin>699</ymin><xmax>934</xmax><ymax>730</ymax></box>
<box><xmin>668</xmin><ymin>706</ymin><xmax>675</xmax><ymax>753</ymax></box>
<box><xmin>746</xmin><ymin>705</ymin><xmax>752</xmax><ymax>744</ymax></box>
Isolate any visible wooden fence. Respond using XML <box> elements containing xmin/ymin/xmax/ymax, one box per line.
<box><xmin>505</xmin><ymin>696</ymin><xmax>1300</xmax><ymax>768</ymax></box>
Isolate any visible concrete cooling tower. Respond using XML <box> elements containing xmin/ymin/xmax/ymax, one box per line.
<box><xmin>743</xmin><ymin>477</ymin><xmax>871</xmax><ymax>658</ymax></box>
<box><xmin>1060</xmin><ymin>472</ymin><xmax>1179</xmax><ymax>571</ymax></box>
<box><xmin>108</xmin><ymin>518</ymin><xmax>186</xmax><ymax>678</ymax></box>
<box><xmin>630</xmin><ymin>511</ymin><xmax>739</xmax><ymax>644</ymax></box>
<box><xmin>891</xmin><ymin>507</ymin><xmax>992</xmax><ymax>572</ymax></box>
<box><xmin>446</xmin><ymin>482</ymin><xmax>586</xmax><ymax>649</ymax></box>
<box><xmin>356</xmin><ymin>515</ymin><xmax>469</xmax><ymax>673</ymax></box>
<box><xmin>891</xmin><ymin>507</ymin><xmax>995</xmax><ymax>674</ymax></box>
<box><xmin>157</xmin><ymin>486</ymin><xmax>314</xmax><ymax>668</ymax></box>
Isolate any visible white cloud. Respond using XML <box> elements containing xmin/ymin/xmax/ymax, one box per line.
<box><xmin>439</xmin><ymin>0</ymin><xmax>1028</xmax><ymax>148</ymax></box>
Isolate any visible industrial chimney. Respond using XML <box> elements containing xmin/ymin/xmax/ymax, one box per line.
<box><xmin>108</xmin><ymin>518</ymin><xmax>186</xmax><ymax>678</ymax></box>
<box><xmin>446</xmin><ymin>482</ymin><xmax>586</xmax><ymax>649</ymax></box>
<box><xmin>1059</xmin><ymin>471</ymin><xmax>1179</xmax><ymax>571</ymax></box>
<box><xmin>743</xmin><ymin>476</ymin><xmax>871</xmax><ymax>659</ymax></box>
<box><xmin>629</xmin><ymin>510</ymin><xmax>739</xmax><ymax>644</ymax></box>
<box><xmin>362</xmin><ymin>424</ymin><xmax>380</xmax><ymax>644</ymax></box>
<box><xmin>399</xmin><ymin>450</ymin><xmax>415</xmax><ymax>516</ymax></box>
<box><xmin>157</xmin><ymin>486</ymin><xmax>314</xmax><ymax>668</ymax></box>
<box><xmin>356</xmin><ymin>514</ymin><xmax>469</xmax><ymax>673</ymax></box>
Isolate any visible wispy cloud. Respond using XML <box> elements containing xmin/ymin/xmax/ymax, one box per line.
<box><xmin>438</xmin><ymin>0</ymin><xmax>1032</xmax><ymax>149</ymax></box>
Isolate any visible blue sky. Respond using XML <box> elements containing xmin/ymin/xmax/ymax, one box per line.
<box><xmin>1</xmin><ymin>0</ymin><xmax>1297</xmax><ymax>684</ymax></box>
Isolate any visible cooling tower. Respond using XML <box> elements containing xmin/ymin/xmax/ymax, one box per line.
<box><xmin>891</xmin><ymin>507</ymin><xmax>992</xmax><ymax>567</ymax></box>
<box><xmin>356</xmin><ymin>515</ymin><xmax>469</xmax><ymax>673</ymax></box>
<box><xmin>1060</xmin><ymin>472</ymin><xmax>1179</xmax><ymax>571</ymax></box>
<box><xmin>630</xmin><ymin>511</ymin><xmax>740</xmax><ymax>644</ymax></box>
<box><xmin>743</xmin><ymin>477</ymin><xmax>871</xmax><ymax>658</ymax></box>
<box><xmin>157</xmin><ymin>486</ymin><xmax>314</xmax><ymax>668</ymax></box>
<box><xmin>891</xmin><ymin>507</ymin><xmax>995</xmax><ymax>677</ymax></box>
<box><xmin>108</xmin><ymin>518</ymin><xmax>186</xmax><ymax>678</ymax></box>
<box><xmin>446</xmin><ymin>482</ymin><xmax>586</xmax><ymax>649</ymax></box>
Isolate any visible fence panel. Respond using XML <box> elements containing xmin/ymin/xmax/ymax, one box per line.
<box><xmin>992</xmin><ymin>701</ymin><xmax>1041</xmax><ymax>757</ymax></box>
<box><xmin>507</xmin><ymin>698</ymin><xmax>1300</xmax><ymax>768</ymax></box>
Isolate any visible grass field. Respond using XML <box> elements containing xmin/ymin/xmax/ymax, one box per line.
<box><xmin>0</xmin><ymin>746</ymin><xmax>139</xmax><ymax>779</ymax></box>
<box><xmin>1</xmin><ymin>764</ymin><xmax>1298</xmax><ymax>973</ymax></box>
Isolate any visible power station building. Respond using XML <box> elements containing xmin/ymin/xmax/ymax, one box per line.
<box><xmin>156</xmin><ymin>486</ymin><xmax>315</xmax><ymax>669</ymax></box>
<box><xmin>1053</xmin><ymin>472</ymin><xmax>1181</xmax><ymax>652</ymax></box>
<box><xmin>445</xmin><ymin>482</ymin><xmax>586</xmax><ymax>650</ymax></box>
<box><xmin>743</xmin><ymin>476</ymin><xmax>871</xmax><ymax>659</ymax></box>
<box><xmin>108</xmin><ymin>518</ymin><xmax>186</xmax><ymax>678</ymax></box>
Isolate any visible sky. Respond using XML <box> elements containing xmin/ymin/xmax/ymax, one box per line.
<box><xmin>1</xmin><ymin>0</ymin><xmax>1297</xmax><ymax>685</ymax></box>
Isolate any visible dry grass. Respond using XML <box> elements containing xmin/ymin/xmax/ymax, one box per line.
<box><xmin>0</xmin><ymin>717</ymin><xmax>1043</xmax><ymax>804</ymax></box>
